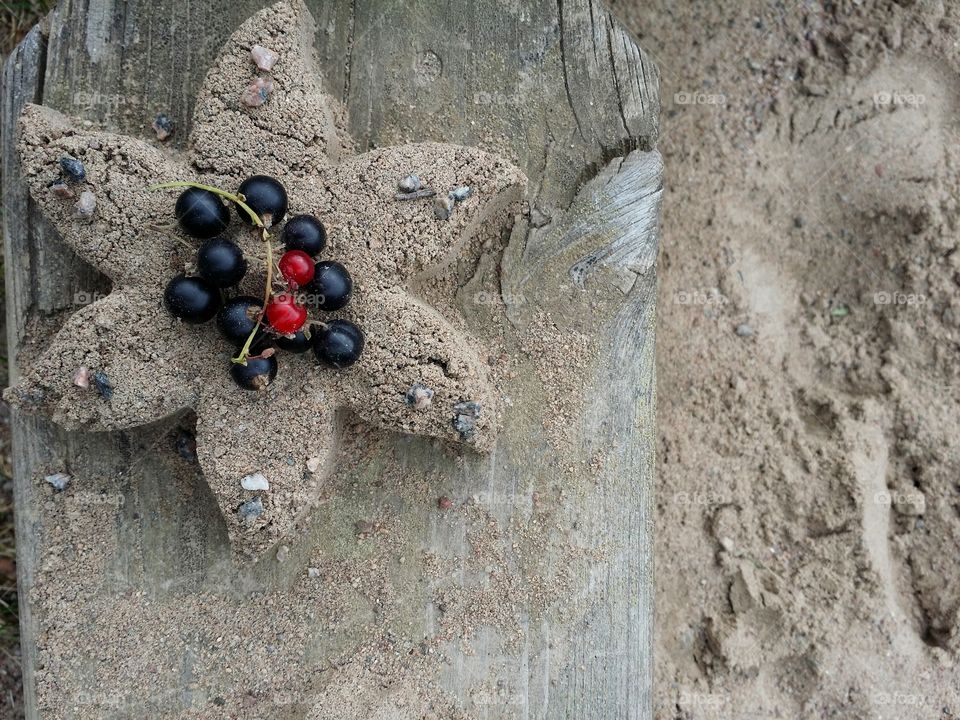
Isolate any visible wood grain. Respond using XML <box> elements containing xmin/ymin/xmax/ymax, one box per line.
<box><xmin>2</xmin><ymin>1</ymin><xmax>661</xmax><ymax>717</ymax></box>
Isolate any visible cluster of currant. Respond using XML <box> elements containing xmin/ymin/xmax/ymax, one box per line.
<box><xmin>159</xmin><ymin>175</ymin><xmax>364</xmax><ymax>390</ymax></box>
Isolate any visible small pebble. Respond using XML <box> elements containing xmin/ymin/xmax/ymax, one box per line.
<box><xmin>398</xmin><ymin>174</ymin><xmax>422</xmax><ymax>193</ymax></box>
<box><xmin>240</xmin><ymin>473</ymin><xmax>270</xmax><ymax>491</ymax></box>
<box><xmin>72</xmin><ymin>366</ymin><xmax>92</xmax><ymax>389</ymax></box>
<box><xmin>59</xmin><ymin>156</ymin><xmax>86</xmax><ymax>183</ymax></box>
<box><xmin>241</xmin><ymin>77</ymin><xmax>274</xmax><ymax>107</ymax></box>
<box><xmin>44</xmin><ymin>472</ymin><xmax>71</xmax><ymax>492</ymax></box>
<box><xmin>92</xmin><ymin>371</ymin><xmax>113</xmax><ymax>400</ymax></box>
<box><xmin>433</xmin><ymin>195</ymin><xmax>455</xmax><ymax>220</ymax></box>
<box><xmin>306</xmin><ymin>457</ymin><xmax>322</xmax><ymax>473</ymax></box>
<box><xmin>251</xmin><ymin>44</ymin><xmax>279</xmax><ymax>71</ymax></box>
<box><xmin>437</xmin><ymin>496</ymin><xmax>453</xmax><ymax>510</ymax></box>
<box><xmin>307</xmin><ymin>567</ymin><xmax>321</xmax><ymax>578</ymax></box>
<box><xmin>175</xmin><ymin>429</ymin><xmax>198</xmax><ymax>462</ymax></box>
<box><xmin>452</xmin><ymin>414</ymin><xmax>476</xmax><ymax>440</ymax></box>
<box><xmin>394</xmin><ymin>188</ymin><xmax>436</xmax><ymax>201</ymax></box>
<box><xmin>276</xmin><ymin>545</ymin><xmax>290</xmax><ymax>562</ymax></box>
<box><xmin>453</xmin><ymin>400</ymin><xmax>482</xmax><ymax>417</ymax></box>
<box><xmin>50</xmin><ymin>181</ymin><xmax>74</xmax><ymax>199</ymax></box>
<box><xmin>238</xmin><ymin>497</ymin><xmax>264</xmax><ymax>522</ymax></box>
<box><xmin>735</xmin><ymin>323</ymin><xmax>754</xmax><ymax>338</ymax></box>
<box><xmin>405</xmin><ymin>383</ymin><xmax>434</xmax><ymax>410</ymax></box>
<box><xmin>449</xmin><ymin>185</ymin><xmax>472</xmax><ymax>202</ymax></box>
<box><xmin>75</xmin><ymin>190</ymin><xmax>96</xmax><ymax>218</ymax></box>
<box><xmin>152</xmin><ymin>113</ymin><xmax>174</xmax><ymax>141</ymax></box>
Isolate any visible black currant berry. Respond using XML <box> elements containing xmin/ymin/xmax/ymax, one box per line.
<box><xmin>175</xmin><ymin>187</ymin><xmax>231</xmax><ymax>239</ymax></box>
<box><xmin>313</xmin><ymin>320</ymin><xmax>364</xmax><ymax>368</ymax></box>
<box><xmin>237</xmin><ymin>175</ymin><xmax>288</xmax><ymax>226</ymax></box>
<box><xmin>306</xmin><ymin>261</ymin><xmax>352</xmax><ymax>311</ymax></box>
<box><xmin>164</xmin><ymin>276</ymin><xmax>220</xmax><ymax>324</ymax></box>
<box><xmin>217</xmin><ymin>296</ymin><xmax>266</xmax><ymax>346</ymax></box>
<box><xmin>282</xmin><ymin>215</ymin><xmax>326</xmax><ymax>256</ymax></box>
<box><xmin>230</xmin><ymin>350</ymin><xmax>278</xmax><ymax>391</ymax></box>
<box><xmin>275</xmin><ymin>329</ymin><xmax>311</xmax><ymax>354</ymax></box>
<box><xmin>197</xmin><ymin>237</ymin><xmax>247</xmax><ymax>287</ymax></box>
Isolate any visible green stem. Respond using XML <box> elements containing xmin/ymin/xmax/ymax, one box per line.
<box><xmin>151</xmin><ymin>180</ymin><xmax>272</xmax><ymax>364</ymax></box>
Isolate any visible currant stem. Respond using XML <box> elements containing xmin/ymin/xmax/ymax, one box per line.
<box><xmin>151</xmin><ymin>180</ymin><xmax>272</xmax><ymax>365</ymax></box>
<box><xmin>149</xmin><ymin>180</ymin><xmax>262</xmax><ymax>227</ymax></box>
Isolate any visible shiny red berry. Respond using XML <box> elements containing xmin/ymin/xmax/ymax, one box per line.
<box><xmin>278</xmin><ymin>250</ymin><xmax>315</xmax><ymax>288</ymax></box>
<box><xmin>265</xmin><ymin>293</ymin><xmax>307</xmax><ymax>334</ymax></box>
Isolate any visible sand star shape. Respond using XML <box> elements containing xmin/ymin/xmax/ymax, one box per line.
<box><xmin>7</xmin><ymin>0</ymin><xmax>526</xmax><ymax>561</ymax></box>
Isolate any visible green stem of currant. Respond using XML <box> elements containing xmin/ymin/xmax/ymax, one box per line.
<box><xmin>150</xmin><ymin>180</ymin><xmax>272</xmax><ymax>365</ymax></box>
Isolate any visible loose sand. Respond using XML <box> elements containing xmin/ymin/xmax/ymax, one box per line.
<box><xmin>611</xmin><ymin>0</ymin><xmax>960</xmax><ymax>717</ymax></box>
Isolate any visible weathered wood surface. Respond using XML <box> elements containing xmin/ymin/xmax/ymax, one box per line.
<box><xmin>3</xmin><ymin>1</ymin><xmax>661</xmax><ymax>718</ymax></box>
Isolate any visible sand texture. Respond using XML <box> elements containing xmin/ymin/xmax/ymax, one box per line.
<box><xmin>5</xmin><ymin>0</ymin><xmax>526</xmax><ymax>562</ymax></box>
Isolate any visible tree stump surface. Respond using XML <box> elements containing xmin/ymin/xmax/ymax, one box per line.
<box><xmin>2</xmin><ymin>1</ymin><xmax>661</xmax><ymax>718</ymax></box>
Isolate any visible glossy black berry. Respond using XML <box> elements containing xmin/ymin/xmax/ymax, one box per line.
<box><xmin>217</xmin><ymin>296</ymin><xmax>266</xmax><ymax>347</ymax></box>
<box><xmin>175</xmin><ymin>187</ymin><xmax>230</xmax><ymax>239</ymax></box>
<box><xmin>230</xmin><ymin>350</ymin><xmax>278</xmax><ymax>391</ymax></box>
<box><xmin>306</xmin><ymin>261</ymin><xmax>352</xmax><ymax>311</ymax></box>
<box><xmin>197</xmin><ymin>237</ymin><xmax>247</xmax><ymax>287</ymax></box>
<box><xmin>164</xmin><ymin>275</ymin><xmax>220</xmax><ymax>324</ymax></box>
<box><xmin>313</xmin><ymin>320</ymin><xmax>364</xmax><ymax>368</ymax></box>
<box><xmin>275</xmin><ymin>329</ymin><xmax>311</xmax><ymax>354</ymax></box>
<box><xmin>237</xmin><ymin>175</ymin><xmax>288</xmax><ymax>226</ymax></box>
<box><xmin>282</xmin><ymin>215</ymin><xmax>326</xmax><ymax>256</ymax></box>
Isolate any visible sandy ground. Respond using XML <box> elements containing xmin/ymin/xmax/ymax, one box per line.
<box><xmin>4</xmin><ymin>0</ymin><xmax>960</xmax><ymax>718</ymax></box>
<box><xmin>610</xmin><ymin>0</ymin><xmax>960</xmax><ymax>717</ymax></box>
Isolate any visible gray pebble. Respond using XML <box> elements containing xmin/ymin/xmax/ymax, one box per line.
<box><xmin>92</xmin><ymin>371</ymin><xmax>113</xmax><ymax>400</ymax></box>
<box><xmin>238</xmin><ymin>497</ymin><xmax>264</xmax><ymax>522</ymax></box>
<box><xmin>452</xmin><ymin>414</ymin><xmax>476</xmax><ymax>440</ymax></box>
<box><xmin>152</xmin><ymin>113</ymin><xmax>174</xmax><ymax>141</ymax></box>
<box><xmin>44</xmin><ymin>472</ymin><xmax>71</xmax><ymax>492</ymax></box>
<box><xmin>449</xmin><ymin>185</ymin><xmax>473</xmax><ymax>202</ymax></box>
<box><xmin>433</xmin><ymin>195</ymin><xmax>455</xmax><ymax>220</ymax></box>
<box><xmin>405</xmin><ymin>383</ymin><xmax>435</xmax><ymax>410</ymax></box>
<box><xmin>453</xmin><ymin>400</ymin><xmax>481</xmax><ymax>417</ymax></box>
<box><xmin>735</xmin><ymin>323</ymin><xmax>754</xmax><ymax>338</ymax></box>
<box><xmin>398</xmin><ymin>174</ymin><xmax>422</xmax><ymax>193</ymax></box>
<box><xmin>59</xmin><ymin>156</ymin><xmax>86</xmax><ymax>183</ymax></box>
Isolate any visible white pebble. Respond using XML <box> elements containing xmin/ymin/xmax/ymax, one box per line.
<box><xmin>398</xmin><ymin>174</ymin><xmax>422</xmax><ymax>193</ymax></box>
<box><xmin>240</xmin><ymin>473</ymin><xmax>270</xmax><ymax>491</ymax></box>
<box><xmin>75</xmin><ymin>190</ymin><xmax>96</xmax><ymax>217</ymax></box>
<box><xmin>307</xmin><ymin>567</ymin><xmax>321</xmax><ymax>578</ymax></box>
<box><xmin>72</xmin><ymin>366</ymin><xmax>92</xmax><ymax>389</ymax></box>
<box><xmin>241</xmin><ymin>77</ymin><xmax>274</xmax><ymax>107</ymax></box>
<box><xmin>276</xmin><ymin>545</ymin><xmax>290</xmax><ymax>562</ymax></box>
<box><xmin>251</xmin><ymin>45</ymin><xmax>279</xmax><ymax>71</ymax></box>
<box><xmin>306</xmin><ymin>457</ymin><xmax>322</xmax><ymax>473</ymax></box>
<box><xmin>44</xmin><ymin>473</ymin><xmax>71</xmax><ymax>491</ymax></box>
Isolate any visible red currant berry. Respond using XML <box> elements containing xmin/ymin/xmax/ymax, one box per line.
<box><xmin>278</xmin><ymin>250</ymin><xmax>315</xmax><ymax>288</ymax></box>
<box><xmin>265</xmin><ymin>293</ymin><xmax>307</xmax><ymax>334</ymax></box>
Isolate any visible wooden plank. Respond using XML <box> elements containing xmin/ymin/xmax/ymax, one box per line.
<box><xmin>3</xmin><ymin>1</ymin><xmax>661</xmax><ymax>717</ymax></box>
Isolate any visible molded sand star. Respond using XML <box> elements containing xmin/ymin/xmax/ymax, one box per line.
<box><xmin>7</xmin><ymin>0</ymin><xmax>526</xmax><ymax>561</ymax></box>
